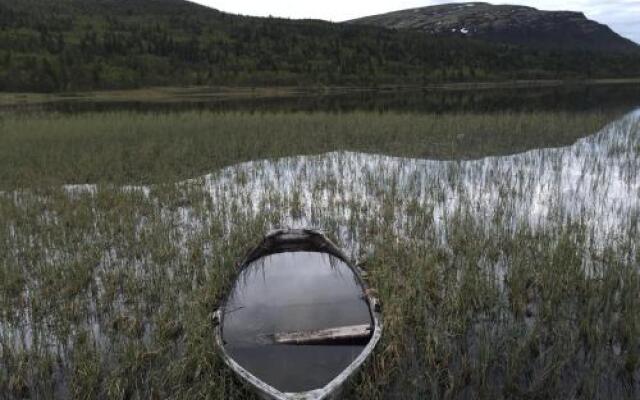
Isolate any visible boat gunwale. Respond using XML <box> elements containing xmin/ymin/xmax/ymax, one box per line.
<box><xmin>213</xmin><ymin>229</ymin><xmax>383</xmax><ymax>400</ymax></box>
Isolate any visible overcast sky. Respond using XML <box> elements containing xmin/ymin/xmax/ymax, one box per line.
<box><xmin>190</xmin><ymin>1</ymin><xmax>640</xmax><ymax>43</ymax></box>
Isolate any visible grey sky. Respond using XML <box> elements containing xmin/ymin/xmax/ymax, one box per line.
<box><xmin>190</xmin><ymin>1</ymin><xmax>640</xmax><ymax>43</ymax></box>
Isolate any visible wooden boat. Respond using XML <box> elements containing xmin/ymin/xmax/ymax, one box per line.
<box><xmin>214</xmin><ymin>229</ymin><xmax>383</xmax><ymax>400</ymax></box>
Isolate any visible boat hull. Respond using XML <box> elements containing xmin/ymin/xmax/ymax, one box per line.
<box><xmin>213</xmin><ymin>229</ymin><xmax>382</xmax><ymax>400</ymax></box>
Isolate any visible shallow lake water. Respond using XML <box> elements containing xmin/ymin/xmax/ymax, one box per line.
<box><xmin>3</xmin><ymin>83</ymin><xmax>640</xmax><ymax>114</ymax></box>
<box><xmin>191</xmin><ymin>108</ymin><xmax>640</xmax><ymax>255</ymax></box>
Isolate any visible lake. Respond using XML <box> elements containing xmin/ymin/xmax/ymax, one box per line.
<box><xmin>2</xmin><ymin>82</ymin><xmax>640</xmax><ymax>114</ymax></box>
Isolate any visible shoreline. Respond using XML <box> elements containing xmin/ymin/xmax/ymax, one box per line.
<box><xmin>1</xmin><ymin>78</ymin><xmax>639</xmax><ymax>107</ymax></box>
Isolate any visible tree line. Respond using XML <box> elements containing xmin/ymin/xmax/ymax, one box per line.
<box><xmin>0</xmin><ymin>0</ymin><xmax>638</xmax><ymax>92</ymax></box>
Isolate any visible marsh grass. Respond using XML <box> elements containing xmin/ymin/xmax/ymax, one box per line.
<box><xmin>0</xmin><ymin>110</ymin><xmax>638</xmax><ymax>399</ymax></box>
<box><xmin>0</xmin><ymin>110</ymin><xmax>615</xmax><ymax>190</ymax></box>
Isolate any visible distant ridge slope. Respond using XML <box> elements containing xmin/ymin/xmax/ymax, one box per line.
<box><xmin>348</xmin><ymin>2</ymin><xmax>640</xmax><ymax>53</ymax></box>
<box><xmin>0</xmin><ymin>0</ymin><xmax>639</xmax><ymax>92</ymax></box>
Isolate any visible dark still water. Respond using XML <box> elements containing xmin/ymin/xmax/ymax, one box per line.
<box><xmin>5</xmin><ymin>82</ymin><xmax>640</xmax><ymax>114</ymax></box>
<box><xmin>221</xmin><ymin>251</ymin><xmax>372</xmax><ymax>392</ymax></box>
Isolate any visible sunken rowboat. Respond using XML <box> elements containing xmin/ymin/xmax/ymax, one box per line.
<box><xmin>214</xmin><ymin>229</ymin><xmax>383</xmax><ymax>400</ymax></box>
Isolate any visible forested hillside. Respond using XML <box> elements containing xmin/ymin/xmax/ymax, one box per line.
<box><xmin>1</xmin><ymin>0</ymin><xmax>639</xmax><ymax>92</ymax></box>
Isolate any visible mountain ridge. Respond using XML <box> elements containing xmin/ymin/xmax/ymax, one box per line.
<box><xmin>0</xmin><ymin>0</ymin><xmax>639</xmax><ymax>92</ymax></box>
<box><xmin>347</xmin><ymin>2</ymin><xmax>639</xmax><ymax>53</ymax></box>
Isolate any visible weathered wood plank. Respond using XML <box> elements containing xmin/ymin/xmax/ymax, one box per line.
<box><xmin>273</xmin><ymin>324</ymin><xmax>372</xmax><ymax>345</ymax></box>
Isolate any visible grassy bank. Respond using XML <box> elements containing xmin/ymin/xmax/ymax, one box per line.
<box><xmin>0</xmin><ymin>110</ymin><xmax>614</xmax><ymax>190</ymax></box>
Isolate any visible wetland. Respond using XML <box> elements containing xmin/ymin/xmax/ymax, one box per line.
<box><xmin>0</xmin><ymin>85</ymin><xmax>639</xmax><ymax>399</ymax></box>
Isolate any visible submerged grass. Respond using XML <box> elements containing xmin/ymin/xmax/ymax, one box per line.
<box><xmin>350</xmin><ymin>225</ymin><xmax>639</xmax><ymax>399</ymax></box>
<box><xmin>0</xmin><ymin>110</ymin><xmax>638</xmax><ymax>399</ymax></box>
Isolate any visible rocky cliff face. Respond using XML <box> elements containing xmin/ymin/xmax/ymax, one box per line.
<box><xmin>348</xmin><ymin>2</ymin><xmax>639</xmax><ymax>53</ymax></box>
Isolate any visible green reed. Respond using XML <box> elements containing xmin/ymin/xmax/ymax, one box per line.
<box><xmin>0</xmin><ymin>110</ymin><xmax>638</xmax><ymax>399</ymax></box>
<box><xmin>0</xmin><ymin>110</ymin><xmax>614</xmax><ymax>190</ymax></box>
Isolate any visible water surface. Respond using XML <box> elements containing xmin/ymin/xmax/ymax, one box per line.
<box><xmin>222</xmin><ymin>251</ymin><xmax>372</xmax><ymax>392</ymax></box>
<box><xmin>3</xmin><ymin>83</ymin><xmax>639</xmax><ymax>114</ymax></box>
<box><xmin>198</xmin><ymin>109</ymin><xmax>640</xmax><ymax>254</ymax></box>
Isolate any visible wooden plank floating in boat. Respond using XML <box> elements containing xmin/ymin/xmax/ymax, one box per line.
<box><xmin>273</xmin><ymin>324</ymin><xmax>372</xmax><ymax>345</ymax></box>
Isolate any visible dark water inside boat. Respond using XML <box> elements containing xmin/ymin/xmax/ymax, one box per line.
<box><xmin>222</xmin><ymin>251</ymin><xmax>372</xmax><ymax>393</ymax></box>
